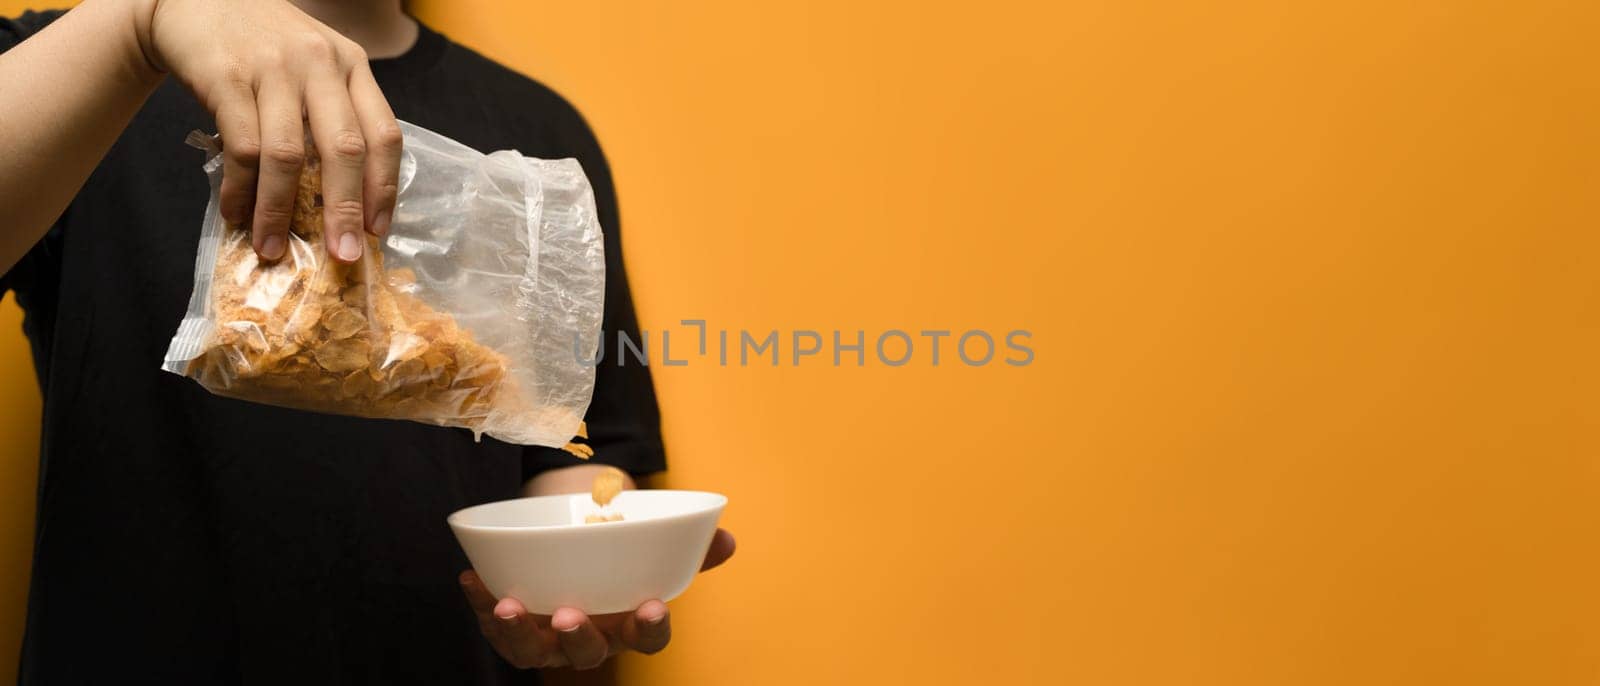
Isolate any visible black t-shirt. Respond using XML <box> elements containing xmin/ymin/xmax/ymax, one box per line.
<box><xmin>1</xmin><ymin>12</ymin><xmax>664</xmax><ymax>685</ymax></box>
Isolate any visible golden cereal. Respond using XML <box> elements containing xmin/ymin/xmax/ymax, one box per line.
<box><xmin>184</xmin><ymin>155</ymin><xmax>513</xmax><ymax>429</ymax></box>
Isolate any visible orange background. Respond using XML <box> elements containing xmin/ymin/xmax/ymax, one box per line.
<box><xmin>4</xmin><ymin>1</ymin><xmax>1600</xmax><ymax>684</ymax></box>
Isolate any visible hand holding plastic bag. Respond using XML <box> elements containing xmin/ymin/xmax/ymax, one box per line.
<box><xmin>163</xmin><ymin>121</ymin><xmax>605</xmax><ymax>447</ymax></box>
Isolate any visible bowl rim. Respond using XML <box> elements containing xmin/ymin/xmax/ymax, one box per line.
<box><xmin>447</xmin><ymin>489</ymin><xmax>728</xmax><ymax>532</ymax></box>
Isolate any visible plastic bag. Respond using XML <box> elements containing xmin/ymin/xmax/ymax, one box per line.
<box><xmin>162</xmin><ymin>121</ymin><xmax>605</xmax><ymax>447</ymax></box>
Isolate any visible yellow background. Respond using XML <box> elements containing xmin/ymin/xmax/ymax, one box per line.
<box><xmin>4</xmin><ymin>1</ymin><xmax>1599</xmax><ymax>683</ymax></box>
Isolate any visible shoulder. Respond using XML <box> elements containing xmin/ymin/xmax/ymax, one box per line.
<box><xmin>437</xmin><ymin>40</ymin><xmax>602</xmax><ymax>154</ymax></box>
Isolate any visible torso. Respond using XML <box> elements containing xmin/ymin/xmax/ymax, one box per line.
<box><xmin>13</xmin><ymin>25</ymin><xmax>614</xmax><ymax>685</ymax></box>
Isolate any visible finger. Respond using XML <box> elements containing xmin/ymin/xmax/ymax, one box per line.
<box><xmin>347</xmin><ymin>63</ymin><xmax>402</xmax><ymax>237</ymax></box>
<box><xmin>251</xmin><ymin>79</ymin><xmax>305</xmax><ymax>262</ymax></box>
<box><xmin>701</xmin><ymin>528</ymin><xmax>736</xmax><ymax>571</ymax></box>
<box><xmin>493</xmin><ymin>597</ymin><xmax>565</xmax><ymax>669</ymax></box>
<box><xmin>621</xmin><ymin>600</ymin><xmax>671</xmax><ymax>655</ymax></box>
<box><xmin>552</xmin><ymin>607</ymin><xmax>610</xmax><ymax>670</ymax></box>
<box><xmin>459</xmin><ymin>570</ymin><xmax>507</xmax><ymax>640</ymax></box>
<box><xmin>214</xmin><ymin>92</ymin><xmax>261</xmax><ymax>227</ymax></box>
<box><xmin>458</xmin><ymin>570</ymin><xmax>499</xmax><ymax>617</ymax></box>
<box><xmin>304</xmin><ymin>65</ymin><xmax>367</xmax><ymax>262</ymax></box>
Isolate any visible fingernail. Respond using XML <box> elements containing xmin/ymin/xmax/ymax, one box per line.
<box><xmin>372</xmin><ymin>209</ymin><xmax>391</xmax><ymax>237</ymax></box>
<box><xmin>337</xmin><ymin>232</ymin><xmax>362</xmax><ymax>261</ymax></box>
<box><xmin>458</xmin><ymin>571</ymin><xmax>474</xmax><ymax>586</ymax></box>
<box><xmin>557</xmin><ymin>623</ymin><xmax>582</xmax><ymax>633</ymax></box>
<box><xmin>643</xmin><ymin>612</ymin><xmax>665</xmax><ymax>626</ymax></box>
<box><xmin>261</xmin><ymin>234</ymin><xmax>285</xmax><ymax>260</ymax></box>
<box><xmin>496</xmin><ymin>611</ymin><xmax>518</xmax><ymax>622</ymax></box>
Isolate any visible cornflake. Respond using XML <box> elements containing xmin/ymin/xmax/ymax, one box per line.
<box><xmin>185</xmin><ymin>155</ymin><xmax>512</xmax><ymax>432</ymax></box>
<box><xmin>585</xmin><ymin>466</ymin><xmax>627</xmax><ymax>524</ymax></box>
<box><xmin>591</xmin><ymin>467</ymin><xmax>626</xmax><ymax>507</ymax></box>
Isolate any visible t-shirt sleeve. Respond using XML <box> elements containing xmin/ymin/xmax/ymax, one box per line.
<box><xmin>1</xmin><ymin>9</ymin><xmax>68</xmax><ymax>299</ymax></box>
<box><xmin>522</xmin><ymin>104</ymin><xmax>667</xmax><ymax>481</ymax></box>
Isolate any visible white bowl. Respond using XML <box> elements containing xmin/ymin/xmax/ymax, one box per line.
<box><xmin>448</xmin><ymin>490</ymin><xmax>727</xmax><ymax>615</ymax></box>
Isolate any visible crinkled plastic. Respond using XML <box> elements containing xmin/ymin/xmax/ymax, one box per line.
<box><xmin>162</xmin><ymin>120</ymin><xmax>605</xmax><ymax>447</ymax></box>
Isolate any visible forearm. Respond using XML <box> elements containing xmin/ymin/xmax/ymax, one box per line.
<box><xmin>0</xmin><ymin>0</ymin><xmax>163</xmax><ymax>272</ymax></box>
<box><xmin>522</xmin><ymin>463</ymin><xmax>637</xmax><ymax>498</ymax></box>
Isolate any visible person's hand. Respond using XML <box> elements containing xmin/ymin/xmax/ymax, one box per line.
<box><xmin>136</xmin><ymin>0</ymin><xmax>402</xmax><ymax>263</ymax></box>
<box><xmin>459</xmin><ymin>528</ymin><xmax>736</xmax><ymax>670</ymax></box>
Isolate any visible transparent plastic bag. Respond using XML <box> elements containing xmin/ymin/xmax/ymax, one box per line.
<box><xmin>162</xmin><ymin>120</ymin><xmax>605</xmax><ymax>447</ymax></box>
